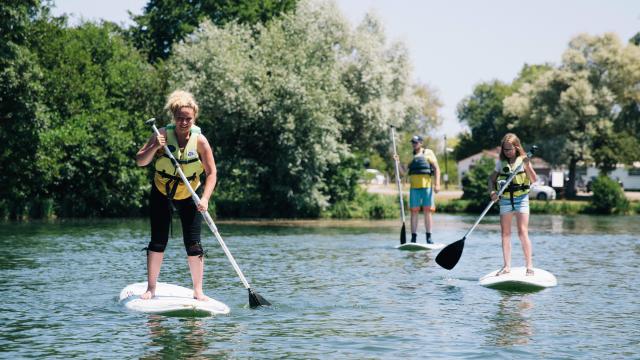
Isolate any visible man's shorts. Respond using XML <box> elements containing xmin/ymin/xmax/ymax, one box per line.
<box><xmin>499</xmin><ymin>194</ymin><xmax>530</xmax><ymax>215</ymax></box>
<box><xmin>410</xmin><ymin>187</ymin><xmax>435</xmax><ymax>210</ymax></box>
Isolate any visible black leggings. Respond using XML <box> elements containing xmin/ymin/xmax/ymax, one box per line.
<box><xmin>148</xmin><ymin>184</ymin><xmax>204</xmax><ymax>256</ymax></box>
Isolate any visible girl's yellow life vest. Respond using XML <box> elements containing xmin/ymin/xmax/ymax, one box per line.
<box><xmin>153</xmin><ymin>124</ymin><xmax>204</xmax><ymax>200</ymax></box>
<box><xmin>496</xmin><ymin>156</ymin><xmax>530</xmax><ymax>198</ymax></box>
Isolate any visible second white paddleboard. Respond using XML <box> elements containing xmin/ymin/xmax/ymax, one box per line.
<box><xmin>396</xmin><ymin>242</ymin><xmax>445</xmax><ymax>251</ymax></box>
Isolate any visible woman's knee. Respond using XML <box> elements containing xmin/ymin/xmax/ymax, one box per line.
<box><xmin>147</xmin><ymin>242</ymin><xmax>167</xmax><ymax>253</ymax></box>
<box><xmin>185</xmin><ymin>241</ymin><xmax>204</xmax><ymax>257</ymax></box>
<box><xmin>517</xmin><ymin>227</ymin><xmax>528</xmax><ymax>238</ymax></box>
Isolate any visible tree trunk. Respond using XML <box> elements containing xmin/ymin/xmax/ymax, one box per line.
<box><xmin>566</xmin><ymin>158</ymin><xmax>577</xmax><ymax>199</ymax></box>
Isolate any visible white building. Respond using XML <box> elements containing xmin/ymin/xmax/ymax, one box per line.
<box><xmin>584</xmin><ymin>163</ymin><xmax>640</xmax><ymax>190</ymax></box>
<box><xmin>457</xmin><ymin>148</ymin><xmax>500</xmax><ymax>186</ymax></box>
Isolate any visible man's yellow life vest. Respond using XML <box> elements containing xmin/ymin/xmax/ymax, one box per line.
<box><xmin>408</xmin><ymin>148</ymin><xmax>436</xmax><ymax>189</ymax></box>
<box><xmin>496</xmin><ymin>156</ymin><xmax>530</xmax><ymax>199</ymax></box>
<box><xmin>153</xmin><ymin>124</ymin><xmax>204</xmax><ymax>200</ymax></box>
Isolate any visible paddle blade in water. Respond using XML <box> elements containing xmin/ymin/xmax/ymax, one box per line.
<box><xmin>400</xmin><ymin>223</ymin><xmax>406</xmax><ymax>244</ymax></box>
<box><xmin>435</xmin><ymin>237</ymin><xmax>466</xmax><ymax>270</ymax></box>
<box><xmin>248</xmin><ymin>288</ymin><xmax>271</xmax><ymax>308</ymax></box>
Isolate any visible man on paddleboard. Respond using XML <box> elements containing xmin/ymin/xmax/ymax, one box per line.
<box><xmin>407</xmin><ymin>135</ymin><xmax>440</xmax><ymax>244</ymax></box>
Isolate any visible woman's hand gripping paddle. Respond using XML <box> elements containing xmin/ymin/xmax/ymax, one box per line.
<box><xmin>390</xmin><ymin>126</ymin><xmax>407</xmax><ymax>244</ymax></box>
<box><xmin>146</xmin><ymin>118</ymin><xmax>271</xmax><ymax>308</ymax></box>
<box><xmin>435</xmin><ymin>146</ymin><xmax>538</xmax><ymax>270</ymax></box>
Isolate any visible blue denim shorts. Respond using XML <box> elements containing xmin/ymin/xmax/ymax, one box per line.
<box><xmin>499</xmin><ymin>194</ymin><xmax>529</xmax><ymax>215</ymax></box>
<box><xmin>410</xmin><ymin>188</ymin><xmax>435</xmax><ymax>210</ymax></box>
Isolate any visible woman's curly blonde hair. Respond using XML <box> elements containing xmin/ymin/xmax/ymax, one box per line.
<box><xmin>164</xmin><ymin>90</ymin><xmax>199</xmax><ymax>121</ymax></box>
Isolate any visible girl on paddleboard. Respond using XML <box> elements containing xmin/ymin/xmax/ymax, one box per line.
<box><xmin>136</xmin><ymin>90</ymin><xmax>217</xmax><ymax>301</ymax></box>
<box><xmin>488</xmin><ymin>133</ymin><xmax>537</xmax><ymax>276</ymax></box>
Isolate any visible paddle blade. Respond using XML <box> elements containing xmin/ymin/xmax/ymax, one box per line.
<box><xmin>435</xmin><ymin>237</ymin><xmax>466</xmax><ymax>270</ymax></box>
<box><xmin>400</xmin><ymin>223</ymin><xmax>406</xmax><ymax>244</ymax></box>
<box><xmin>248</xmin><ymin>288</ymin><xmax>271</xmax><ymax>308</ymax></box>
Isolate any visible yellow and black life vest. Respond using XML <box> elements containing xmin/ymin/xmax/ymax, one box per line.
<box><xmin>153</xmin><ymin>124</ymin><xmax>204</xmax><ymax>200</ymax></box>
<box><xmin>496</xmin><ymin>156</ymin><xmax>530</xmax><ymax>199</ymax></box>
<box><xmin>408</xmin><ymin>148</ymin><xmax>436</xmax><ymax>189</ymax></box>
<box><xmin>408</xmin><ymin>149</ymin><xmax>433</xmax><ymax>176</ymax></box>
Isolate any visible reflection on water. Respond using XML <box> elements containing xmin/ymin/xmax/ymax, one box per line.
<box><xmin>142</xmin><ymin>316</ymin><xmax>232</xmax><ymax>359</ymax></box>
<box><xmin>487</xmin><ymin>293</ymin><xmax>533</xmax><ymax>347</ymax></box>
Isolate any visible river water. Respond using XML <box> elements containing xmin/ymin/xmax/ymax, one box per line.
<box><xmin>1</xmin><ymin>214</ymin><xmax>638</xmax><ymax>359</ymax></box>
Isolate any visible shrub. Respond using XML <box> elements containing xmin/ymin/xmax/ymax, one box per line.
<box><xmin>323</xmin><ymin>188</ymin><xmax>398</xmax><ymax>219</ymax></box>
<box><xmin>437</xmin><ymin>199</ymin><xmax>472</xmax><ymax>213</ymax></box>
<box><xmin>529</xmin><ymin>200</ymin><xmax>587</xmax><ymax>214</ymax></box>
<box><xmin>588</xmin><ymin>175</ymin><xmax>629</xmax><ymax>214</ymax></box>
<box><xmin>461</xmin><ymin>156</ymin><xmax>496</xmax><ymax>210</ymax></box>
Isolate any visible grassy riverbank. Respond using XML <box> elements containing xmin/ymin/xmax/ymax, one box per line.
<box><xmin>323</xmin><ymin>188</ymin><xmax>640</xmax><ymax>219</ymax></box>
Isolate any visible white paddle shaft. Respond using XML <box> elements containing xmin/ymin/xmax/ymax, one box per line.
<box><xmin>390</xmin><ymin>127</ymin><xmax>406</xmax><ymax>222</ymax></box>
<box><xmin>150</xmin><ymin>123</ymin><xmax>252</xmax><ymax>290</ymax></box>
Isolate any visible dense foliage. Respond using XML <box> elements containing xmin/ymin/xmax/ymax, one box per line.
<box><xmin>34</xmin><ymin>22</ymin><xmax>163</xmax><ymax>217</ymax></box>
<box><xmin>129</xmin><ymin>0</ymin><xmax>298</xmax><ymax>62</ymax></box>
<box><xmin>1</xmin><ymin>4</ymin><xmax>163</xmax><ymax>219</ymax></box>
<box><xmin>0</xmin><ymin>0</ymin><xmax>440</xmax><ymax>219</ymax></box>
<box><xmin>455</xmin><ymin>64</ymin><xmax>550</xmax><ymax>161</ymax></box>
<box><xmin>460</xmin><ymin>157</ymin><xmax>495</xmax><ymax>211</ymax></box>
<box><xmin>170</xmin><ymin>1</ymin><xmax>433</xmax><ymax>217</ymax></box>
<box><xmin>504</xmin><ymin>33</ymin><xmax>640</xmax><ymax>196</ymax></box>
<box><xmin>588</xmin><ymin>175</ymin><xmax>629</xmax><ymax>214</ymax></box>
<box><xmin>0</xmin><ymin>1</ymin><xmax>46</xmax><ymax>218</ymax></box>
<box><xmin>456</xmin><ymin>34</ymin><xmax>640</xmax><ymax>199</ymax></box>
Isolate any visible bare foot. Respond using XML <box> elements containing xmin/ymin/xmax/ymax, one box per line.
<box><xmin>140</xmin><ymin>287</ymin><xmax>155</xmax><ymax>300</ymax></box>
<box><xmin>193</xmin><ymin>291</ymin><xmax>211</xmax><ymax>301</ymax></box>
<box><xmin>526</xmin><ymin>268</ymin><xmax>535</xmax><ymax>276</ymax></box>
<box><xmin>496</xmin><ymin>267</ymin><xmax>511</xmax><ymax>276</ymax></box>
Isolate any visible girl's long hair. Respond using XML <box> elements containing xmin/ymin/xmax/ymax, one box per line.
<box><xmin>499</xmin><ymin>133</ymin><xmax>526</xmax><ymax>161</ymax></box>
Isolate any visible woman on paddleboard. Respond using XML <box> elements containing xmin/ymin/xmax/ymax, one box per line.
<box><xmin>488</xmin><ymin>133</ymin><xmax>537</xmax><ymax>276</ymax></box>
<box><xmin>136</xmin><ymin>90</ymin><xmax>216</xmax><ymax>301</ymax></box>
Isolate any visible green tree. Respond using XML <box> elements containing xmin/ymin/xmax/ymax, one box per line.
<box><xmin>456</xmin><ymin>80</ymin><xmax>514</xmax><ymax>160</ymax></box>
<box><xmin>455</xmin><ymin>64</ymin><xmax>550</xmax><ymax>161</ymax></box>
<box><xmin>0</xmin><ymin>1</ymin><xmax>46</xmax><ymax>219</ymax></box>
<box><xmin>630</xmin><ymin>32</ymin><xmax>640</xmax><ymax>46</ymax></box>
<box><xmin>341</xmin><ymin>18</ymin><xmax>442</xmax><ymax>179</ymax></box>
<box><xmin>504</xmin><ymin>33</ymin><xmax>640</xmax><ymax>197</ymax></box>
<box><xmin>129</xmin><ymin>0</ymin><xmax>298</xmax><ymax>62</ymax></box>
<box><xmin>589</xmin><ymin>175</ymin><xmax>629</xmax><ymax>214</ymax></box>
<box><xmin>460</xmin><ymin>156</ymin><xmax>495</xmax><ymax>210</ymax></box>
<box><xmin>170</xmin><ymin>0</ymin><xmax>426</xmax><ymax>216</ymax></box>
<box><xmin>34</xmin><ymin>21</ymin><xmax>162</xmax><ymax>217</ymax></box>
<box><xmin>591</xmin><ymin>125</ymin><xmax>640</xmax><ymax>174</ymax></box>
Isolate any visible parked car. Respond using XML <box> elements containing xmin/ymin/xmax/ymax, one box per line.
<box><xmin>530</xmin><ymin>182</ymin><xmax>556</xmax><ymax>200</ymax></box>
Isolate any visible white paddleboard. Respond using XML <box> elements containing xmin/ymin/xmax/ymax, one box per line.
<box><xmin>479</xmin><ymin>267</ymin><xmax>557</xmax><ymax>291</ymax></box>
<box><xmin>119</xmin><ymin>282</ymin><xmax>230</xmax><ymax>316</ymax></box>
<box><xmin>396</xmin><ymin>242</ymin><xmax>445</xmax><ymax>251</ymax></box>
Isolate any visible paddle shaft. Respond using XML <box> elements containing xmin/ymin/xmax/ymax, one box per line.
<box><xmin>390</xmin><ymin>126</ymin><xmax>406</xmax><ymax>223</ymax></box>
<box><xmin>460</xmin><ymin>151</ymin><xmax>534</xmax><ymax>241</ymax></box>
<box><xmin>150</xmin><ymin>124</ymin><xmax>252</xmax><ymax>290</ymax></box>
